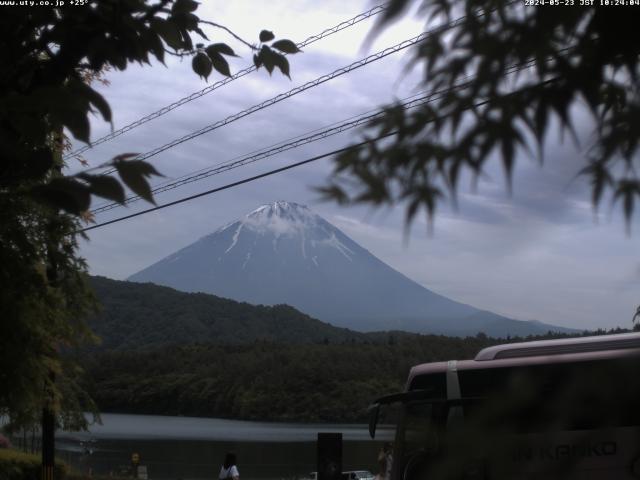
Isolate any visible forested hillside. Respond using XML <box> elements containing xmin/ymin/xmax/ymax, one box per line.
<box><xmin>80</xmin><ymin>334</ymin><xmax>545</xmax><ymax>422</ymax></box>
<box><xmin>84</xmin><ymin>277</ymin><xmax>622</xmax><ymax>423</ymax></box>
<box><xmin>88</xmin><ymin>276</ymin><xmax>366</xmax><ymax>349</ymax></box>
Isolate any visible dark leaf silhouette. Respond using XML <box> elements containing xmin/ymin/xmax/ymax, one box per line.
<box><xmin>271</xmin><ymin>39</ymin><xmax>300</xmax><ymax>54</ymax></box>
<box><xmin>321</xmin><ymin>0</ymin><xmax>640</xmax><ymax>232</ymax></box>
<box><xmin>259</xmin><ymin>30</ymin><xmax>275</xmax><ymax>42</ymax></box>
<box><xmin>113</xmin><ymin>160</ymin><xmax>163</xmax><ymax>204</ymax></box>
<box><xmin>171</xmin><ymin>0</ymin><xmax>199</xmax><ymax>13</ymax></box>
<box><xmin>272</xmin><ymin>52</ymin><xmax>290</xmax><ymax>79</ymax></box>
<box><xmin>77</xmin><ymin>173</ymin><xmax>126</xmax><ymax>204</ymax></box>
<box><xmin>192</xmin><ymin>52</ymin><xmax>212</xmax><ymax>80</ymax></box>
<box><xmin>151</xmin><ymin>18</ymin><xmax>183</xmax><ymax>51</ymax></box>
<box><xmin>206</xmin><ymin>43</ymin><xmax>238</xmax><ymax>57</ymax></box>
<box><xmin>33</xmin><ymin>177</ymin><xmax>92</xmax><ymax>215</ymax></box>
<box><xmin>207</xmin><ymin>51</ymin><xmax>231</xmax><ymax>77</ymax></box>
<box><xmin>260</xmin><ymin>45</ymin><xmax>275</xmax><ymax>75</ymax></box>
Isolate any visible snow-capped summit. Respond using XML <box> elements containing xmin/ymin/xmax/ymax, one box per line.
<box><xmin>128</xmin><ymin>202</ymin><xmax>572</xmax><ymax>336</ymax></box>
<box><xmin>242</xmin><ymin>201</ymin><xmax>323</xmax><ymax>235</ymax></box>
<box><xmin>218</xmin><ymin>201</ymin><xmax>355</xmax><ymax>263</ymax></box>
<box><xmin>247</xmin><ymin>201</ymin><xmax>316</xmax><ymax>225</ymax></box>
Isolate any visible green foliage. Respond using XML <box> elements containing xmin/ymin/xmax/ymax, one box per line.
<box><xmin>192</xmin><ymin>41</ymin><xmax>241</xmax><ymax>80</ymax></box>
<box><xmin>0</xmin><ymin>190</ymin><xmax>99</xmax><ymax>432</ymax></box>
<box><xmin>272</xmin><ymin>39</ymin><xmax>301</xmax><ymax>55</ymax></box>
<box><xmin>1</xmin><ymin>1</ymin><xmax>298</xmax><ymax>216</ymax></box>
<box><xmin>79</xmin><ymin>330</ymin><xmax>598</xmax><ymax>423</ymax></box>
<box><xmin>79</xmin><ymin>277</ymin><xmax>625</xmax><ymax>422</ymax></box>
<box><xmin>75</xmin><ymin>174</ymin><xmax>125</xmax><ymax>205</ymax></box>
<box><xmin>253</xmin><ymin>30</ymin><xmax>301</xmax><ymax>79</ymax></box>
<box><xmin>80</xmin><ymin>338</ymin><xmax>480</xmax><ymax>422</ymax></box>
<box><xmin>191</xmin><ymin>51</ymin><xmax>213</xmax><ymax>80</ymax></box>
<box><xmin>111</xmin><ymin>159</ymin><xmax>163</xmax><ymax>205</ymax></box>
<box><xmin>0</xmin><ymin>0</ymin><xmax>299</xmax><ymax>433</ymax></box>
<box><xmin>322</xmin><ymin>1</ymin><xmax>640</xmax><ymax>228</ymax></box>
<box><xmin>203</xmin><ymin>43</ymin><xmax>238</xmax><ymax>78</ymax></box>
<box><xmin>0</xmin><ymin>449</ymin><xmax>67</xmax><ymax>480</ymax></box>
<box><xmin>79</xmin><ymin>276</ymin><xmax>623</xmax><ymax>423</ymax></box>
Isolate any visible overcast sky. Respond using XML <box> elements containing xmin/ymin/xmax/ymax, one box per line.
<box><xmin>70</xmin><ymin>0</ymin><xmax>640</xmax><ymax>331</ymax></box>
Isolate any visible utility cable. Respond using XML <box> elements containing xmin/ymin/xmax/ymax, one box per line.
<box><xmin>79</xmin><ymin>135</ymin><xmax>394</xmax><ymax>233</ymax></box>
<box><xmin>89</xmin><ymin>90</ymin><xmax>437</xmax><ymax>214</ymax></box>
<box><xmin>99</xmin><ymin>15</ymin><xmax>470</xmax><ymax>176</ymax></box>
<box><xmin>81</xmin><ymin>61</ymin><xmax>563</xmax><ymax>233</ymax></box>
<box><xmin>64</xmin><ymin>4</ymin><xmax>389</xmax><ymax>161</ymax></box>
<box><xmin>90</xmin><ymin>55</ymin><xmax>541</xmax><ymax>215</ymax></box>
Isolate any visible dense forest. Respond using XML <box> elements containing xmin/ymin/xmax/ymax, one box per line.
<box><xmin>83</xmin><ymin>276</ymin><xmax>629</xmax><ymax>423</ymax></box>
<box><xmin>88</xmin><ymin>276</ymin><xmax>366</xmax><ymax>349</ymax></box>
<box><xmin>80</xmin><ymin>331</ymin><xmax>616</xmax><ymax>423</ymax></box>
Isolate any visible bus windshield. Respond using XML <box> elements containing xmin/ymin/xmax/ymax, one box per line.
<box><xmin>392</xmin><ymin>399</ymin><xmax>450</xmax><ymax>480</ymax></box>
<box><xmin>400</xmin><ymin>401</ymin><xmax>439</xmax><ymax>455</ymax></box>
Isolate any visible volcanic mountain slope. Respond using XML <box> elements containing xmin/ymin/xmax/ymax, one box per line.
<box><xmin>128</xmin><ymin>201</ymin><xmax>573</xmax><ymax>337</ymax></box>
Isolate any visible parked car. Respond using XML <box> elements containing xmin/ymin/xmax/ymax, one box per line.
<box><xmin>342</xmin><ymin>471</ymin><xmax>375</xmax><ymax>480</ymax></box>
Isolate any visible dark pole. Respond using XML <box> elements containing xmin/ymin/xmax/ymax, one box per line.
<box><xmin>317</xmin><ymin>433</ymin><xmax>342</xmax><ymax>480</ymax></box>
<box><xmin>42</xmin><ymin>228</ymin><xmax>59</xmax><ymax>480</ymax></box>
<box><xmin>42</xmin><ymin>386</ymin><xmax>56</xmax><ymax>480</ymax></box>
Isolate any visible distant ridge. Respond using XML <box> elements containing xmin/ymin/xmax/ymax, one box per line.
<box><xmin>128</xmin><ymin>201</ymin><xmax>575</xmax><ymax>337</ymax></box>
<box><xmin>88</xmin><ymin>276</ymin><xmax>366</xmax><ymax>350</ymax></box>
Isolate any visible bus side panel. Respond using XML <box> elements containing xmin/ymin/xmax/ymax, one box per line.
<box><xmin>487</xmin><ymin>426</ymin><xmax>640</xmax><ymax>479</ymax></box>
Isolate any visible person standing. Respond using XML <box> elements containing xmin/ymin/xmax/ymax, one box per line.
<box><xmin>219</xmin><ymin>452</ymin><xmax>240</xmax><ymax>480</ymax></box>
<box><xmin>374</xmin><ymin>451</ymin><xmax>387</xmax><ymax>480</ymax></box>
<box><xmin>382</xmin><ymin>443</ymin><xmax>393</xmax><ymax>480</ymax></box>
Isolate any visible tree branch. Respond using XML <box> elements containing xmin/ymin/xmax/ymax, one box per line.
<box><xmin>163</xmin><ymin>47</ymin><xmax>194</xmax><ymax>58</ymax></box>
<box><xmin>198</xmin><ymin>20</ymin><xmax>257</xmax><ymax>51</ymax></box>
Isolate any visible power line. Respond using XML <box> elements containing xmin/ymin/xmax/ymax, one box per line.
<box><xmin>89</xmin><ymin>90</ymin><xmax>446</xmax><ymax>215</ymax></box>
<box><xmin>63</xmin><ymin>4</ymin><xmax>389</xmax><ymax>161</ymax></box>
<box><xmin>79</xmin><ymin>135</ymin><xmax>393</xmax><ymax>233</ymax></box>
<box><xmin>99</xmin><ymin>16</ymin><xmax>469</xmax><ymax>176</ymax></box>
<box><xmin>90</xmin><ymin>55</ymin><xmax>541</xmax><ymax>215</ymax></box>
<box><xmin>81</xmin><ymin>57</ymin><xmax>560</xmax><ymax>233</ymax></box>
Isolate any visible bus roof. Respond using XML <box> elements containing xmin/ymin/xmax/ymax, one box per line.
<box><xmin>474</xmin><ymin>331</ymin><xmax>640</xmax><ymax>361</ymax></box>
<box><xmin>407</xmin><ymin>332</ymin><xmax>640</xmax><ymax>388</ymax></box>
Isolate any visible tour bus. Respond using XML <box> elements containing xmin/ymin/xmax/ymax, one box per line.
<box><xmin>368</xmin><ymin>332</ymin><xmax>640</xmax><ymax>479</ymax></box>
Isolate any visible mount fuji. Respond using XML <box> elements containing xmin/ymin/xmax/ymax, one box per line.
<box><xmin>128</xmin><ymin>201</ymin><xmax>572</xmax><ymax>337</ymax></box>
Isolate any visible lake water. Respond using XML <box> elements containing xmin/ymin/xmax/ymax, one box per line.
<box><xmin>55</xmin><ymin>413</ymin><xmax>394</xmax><ymax>479</ymax></box>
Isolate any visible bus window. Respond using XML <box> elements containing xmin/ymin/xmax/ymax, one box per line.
<box><xmin>456</xmin><ymin>358</ymin><xmax>640</xmax><ymax>433</ymax></box>
<box><xmin>402</xmin><ymin>401</ymin><xmax>437</xmax><ymax>453</ymax></box>
<box><xmin>408</xmin><ymin>371</ymin><xmax>446</xmax><ymax>396</ymax></box>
